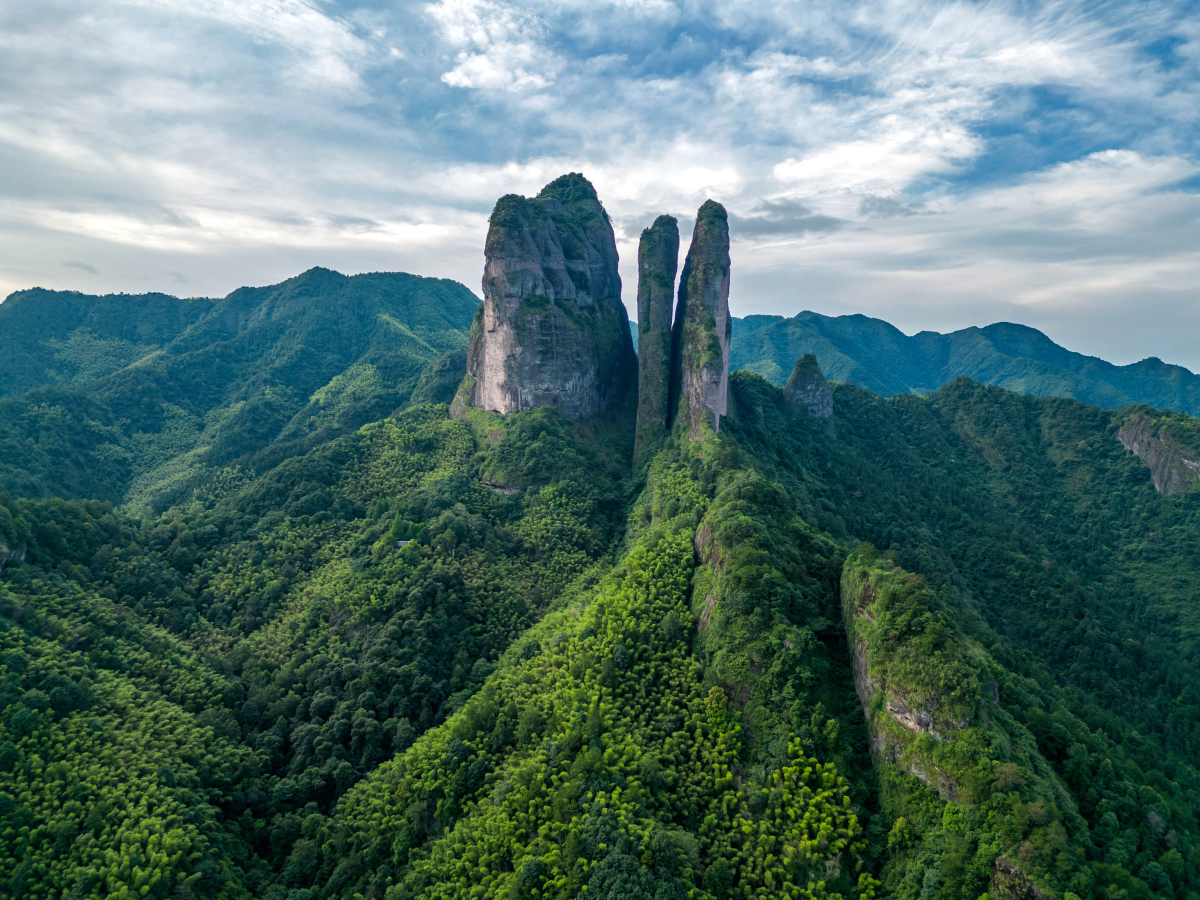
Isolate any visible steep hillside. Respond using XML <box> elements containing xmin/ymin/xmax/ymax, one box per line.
<box><xmin>0</xmin><ymin>398</ymin><xmax>636</xmax><ymax>899</ymax></box>
<box><xmin>3</xmin><ymin>229</ymin><xmax>1200</xmax><ymax>900</ymax></box>
<box><xmin>0</xmin><ymin>268</ymin><xmax>480</xmax><ymax>511</ymax></box>
<box><xmin>3</xmin><ymin>366</ymin><xmax>1199</xmax><ymax>899</ymax></box>
<box><xmin>0</xmin><ymin>289</ymin><xmax>211</xmax><ymax>396</ymax></box>
<box><xmin>729</xmin><ymin>311</ymin><xmax>1200</xmax><ymax>415</ymax></box>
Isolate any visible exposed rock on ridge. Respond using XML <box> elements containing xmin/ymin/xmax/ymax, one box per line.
<box><xmin>0</xmin><ymin>541</ymin><xmax>25</xmax><ymax>572</ymax></box>
<box><xmin>784</xmin><ymin>353</ymin><xmax>835</xmax><ymax>434</ymax></box>
<box><xmin>633</xmin><ymin>215</ymin><xmax>679</xmax><ymax>461</ymax></box>
<box><xmin>1117</xmin><ymin>413</ymin><xmax>1200</xmax><ymax>494</ymax></box>
<box><xmin>455</xmin><ymin>173</ymin><xmax>636</xmax><ymax>420</ymax></box>
<box><xmin>669</xmin><ymin>201</ymin><xmax>730</xmax><ymax>440</ymax></box>
<box><xmin>840</xmin><ymin>561</ymin><xmax>970</xmax><ymax>802</ymax></box>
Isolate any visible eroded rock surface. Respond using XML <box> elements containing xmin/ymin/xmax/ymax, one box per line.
<box><xmin>841</xmin><ymin>566</ymin><xmax>965</xmax><ymax>802</ymax></box>
<box><xmin>455</xmin><ymin>173</ymin><xmax>636</xmax><ymax>420</ymax></box>
<box><xmin>633</xmin><ymin>215</ymin><xmax>679</xmax><ymax>461</ymax></box>
<box><xmin>0</xmin><ymin>541</ymin><xmax>25</xmax><ymax>572</ymax></box>
<box><xmin>1117</xmin><ymin>414</ymin><xmax>1200</xmax><ymax>494</ymax></box>
<box><xmin>784</xmin><ymin>353</ymin><xmax>835</xmax><ymax>434</ymax></box>
<box><xmin>669</xmin><ymin>201</ymin><xmax>730</xmax><ymax>440</ymax></box>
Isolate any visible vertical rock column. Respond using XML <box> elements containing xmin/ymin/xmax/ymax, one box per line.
<box><xmin>633</xmin><ymin>215</ymin><xmax>679</xmax><ymax>462</ymax></box>
<box><xmin>669</xmin><ymin>200</ymin><xmax>731</xmax><ymax>440</ymax></box>
<box><xmin>454</xmin><ymin>173</ymin><xmax>637</xmax><ymax>420</ymax></box>
<box><xmin>784</xmin><ymin>353</ymin><xmax>835</xmax><ymax>434</ymax></box>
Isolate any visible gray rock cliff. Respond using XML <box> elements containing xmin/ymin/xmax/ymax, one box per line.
<box><xmin>453</xmin><ymin>173</ymin><xmax>636</xmax><ymax>420</ymax></box>
<box><xmin>0</xmin><ymin>541</ymin><xmax>25</xmax><ymax>572</ymax></box>
<box><xmin>633</xmin><ymin>215</ymin><xmax>679</xmax><ymax>461</ymax></box>
<box><xmin>669</xmin><ymin>200</ymin><xmax>730</xmax><ymax>441</ymax></box>
<box><xmin>1117</xmin><ymin>413</ymin><xmax>1200</xmax><ymax>494</ymax></box>
<box><xmin>783</xmin><ymin>353</ymin><xmax>835</xmax><ymax>434</ymax></box>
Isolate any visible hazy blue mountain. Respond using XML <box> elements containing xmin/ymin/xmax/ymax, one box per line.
<box><xmin>729</xmin><ymin>310</ymin><xmax>1200</xmax><ymax>415</ymax></box>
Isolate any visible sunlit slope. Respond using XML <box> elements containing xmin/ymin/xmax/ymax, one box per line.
<box><xmin>320</xmin><ymin>447</ymin><xmax>876</xmax><ymax>900</ymax></box>
<box><xmin>0</xmin><ymin>268</ymin><xmax>479</xmax><ymax>510</ymax></box>
<box><xmin>0</xmin><ymin>398</ymin><xmax>636</xmax><ymax>900</ymax></box>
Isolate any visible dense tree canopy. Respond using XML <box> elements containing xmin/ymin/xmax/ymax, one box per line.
<box><xmin>2</xmin><ymin>286</ymin><xmax>1199</xmax><ymax>900</ymax></box>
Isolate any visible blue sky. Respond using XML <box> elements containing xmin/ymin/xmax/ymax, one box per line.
<box><xmin>2</xmin><ymin>0</ymin><xmax>1199</xmax><ymax>368</ymax></box>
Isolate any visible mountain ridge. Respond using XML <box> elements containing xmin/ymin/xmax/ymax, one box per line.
<box><xmin>730</xmin><ymin>310</ymin><xmax>1200</xmax><ymax>415</ymax></box>
<box><xmin>0</xmin><ymin>267</ymin><xmax>479</xmax><ymax>510</ymax></box>
<box><xmin>1</xmin><ymin>235</ymin><xmax>1199</xmax><ymax>900</ymax></box>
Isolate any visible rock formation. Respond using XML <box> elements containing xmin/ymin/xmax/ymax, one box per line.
<box><xmin>453</xmin><ymin>173</ymin><xmax>637</xmax><ymax>420</ymax></box>
<box><xmin>0</xmin><ymin>541</ymin><xmax>25</xmax><ymax>573</ymax></box>
<box><xmin>1117</xmin><ymin>414</ymin><xmax>1200</xmax><ymax>494</ymax></box>
<box><xmin>841</xmin><ymin>561</ymin><xmax>971</xmax><ymax>802</ymax></box>
<box><xmin>669</xmin><ymin>200</ymin><xmax>731</xmax><ymax>440</ymax></box>
<box><xmin>633</xmin><ymin>215</ymin><xmax>679</xmax><ymax>461</ymax></box>
<box><xmin>783</xmin><ymin>353</ymin><xmax>835</xmax><ymax>434</ymax></box>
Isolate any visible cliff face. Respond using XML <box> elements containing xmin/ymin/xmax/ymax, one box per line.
<box><xmin>0</xmin><ymin>541</ymin><xmax>25</xmax><ymax>572</ymax></box>
<box><xmin>633</xmin><ymin>216</ymin><xmax>679</xmax><ymax>461</ymax></box>
<box><xmin>841</xmin><ymin>562</ymin><xmax>969</xmax><ymax>800</ymax></box>
<box><xmin>783</xmin><ymin>353</ymin><xmax>835</xmax><ymax>434</ymax></box>
<box><xmin>670</xmin><ymin>201</ymin><xmax>730</xmax><ymax>440</ymax></box>
<box><xmin>457</xmin><ymin>173</ymin><xmax>637</xmax><ymax>420</ymax></box>
<box><xmin>1117</xmin><ymin>414</ymin><xmax>1200</xmax><ymax>494</ymax></box>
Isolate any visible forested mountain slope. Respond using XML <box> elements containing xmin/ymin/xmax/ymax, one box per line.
<box><xmin>4</xmin><ymin>352</ymin><xmax>1198</xmax><ymax>899</ymax></box>
<box><xmin>0</xmin><ymin>289</ymin><xmax>211</xmax><ymax>396</ymax></box>
<box><xmin>1</xmin><ymin>395</ymin><xmax>637</xmax><ymax>899</ymax></box>
<box><xmin>0</xmin><ymin>268</ymin><xmax>479</xmax><ymax>511</ymax></box>
<box><xmin>729</xmin><ymin>311</ymin><xmax>1200</xmax><ymax>416</ymax></box>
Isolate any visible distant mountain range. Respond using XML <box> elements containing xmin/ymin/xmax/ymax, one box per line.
<box><xmin>7</xmin><ymin>270</ymin><xmax>1200</xmax><ymax>515</ymax></box>
<box><xmin>726</xmin><ymin>311</ymin><xmax>1200</xmax><ymax>416</ymax></box>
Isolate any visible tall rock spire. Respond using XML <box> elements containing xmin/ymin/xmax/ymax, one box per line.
<box><xmin>784</xmin><ymin>353</ymin><xmax>835</xmax><ymax>434</ymax></box>
<box><xmin>453</xmin><ymin>173</ymin><xmax>636</xmax><ymax>420</ymax></box>
<box><xmin>669</xmin><ymin>200</ymin><xmax>731</xmax><ymax>440</ymax></box>
<box><xmin>633</xmin><ymin>215</ymin><xmax>679</xmax><ymax>462</ymax></box>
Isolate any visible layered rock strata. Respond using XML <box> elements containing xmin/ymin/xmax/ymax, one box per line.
<box><xmin>1117</xmin><ymin>414</ymin><xmax>1200</xmax><ymax>494</ymax></box>
<box><xmin>669</xmin><ymin>200</ymin><xmax>731</xmax><ymax>440</ymax></box>
<box><xmin>633</xmin><ymin>215</ymin><xmax>679</xmax><ymax>461</ymax></box>
<box><xmin>454</xmin><ymin>173</ymin><xmax>637</xmax><ymax>420</ymax></box>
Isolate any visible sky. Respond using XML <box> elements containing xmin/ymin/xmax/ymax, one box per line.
<box><xmin>2</xmin><ymin>0</ymin><xmax>1199</xmax><ymax>369</ymax></box>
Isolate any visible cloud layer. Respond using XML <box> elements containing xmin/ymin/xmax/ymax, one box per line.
<box><xmin>2</xmin><ymin>0</ymin><xmax>1198</xmax><ymax>368</ymax></box>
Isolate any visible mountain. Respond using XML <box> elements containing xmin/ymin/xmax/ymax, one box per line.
<box><xmin>729</xmin><ymin>310</ymin><xmax>1200</xmax><ymax>416</ymax></box>
<box><xmin>456</xmin><ymin>173</ymin><xmax>637</xmax><ymax>420</ymax></box>
<box><xmin>5</xmin><ymin>364</ymin><xmax>1198</xmax><ymax>900</ymax></box>
<box><xmin>0</xmin><ymin>267</ymin><xmax>480</xmax><ymax>511</ymax></box>
<box><xmin>3</xmin><ymin>205</ymin><xmax>1200</xmax><ymax>900</ymax></box>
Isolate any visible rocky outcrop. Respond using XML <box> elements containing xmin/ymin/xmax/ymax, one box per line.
<box><xmin>633</xmin><ymin>216</ymin><xmax>679</xmax><ymax>462</ymax></box>
<box><xmin>841</xmin><ymin>562</ymin><xmax>967</xmax><ymax>801</ymax></box>
<box><xmin>454</xmin><ymin>173</ymin><xmax>637</xmax><ymax>420</ymax></box>
<box><xmin>1117</xmin><ymin>414</ymin><xmax>1200</xmax><ymax>494</ymax></box>
<box><xmin>991</xmin><ymin>857</ymin><xmax>1050</xmax><ymax>900</ymax></box>
<box><xmin>669</xmin><ymin>201</ymin><xmax>730</xmax><ymax>441</ymax></box>
<box><xmin>0</xmin><ymin>542</ymin><xmax>26</xmax><ymax>572</ymax></box>
<box><xmin>784</xmin><ymin>353</ymin><xmax>835</xmax><ymax>434</ymax></box>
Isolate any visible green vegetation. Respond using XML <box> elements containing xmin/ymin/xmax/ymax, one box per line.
<box><xmin>0</xmin><ymin>289</ymin><xmax>210</xmax><ymax>397</ymax></box>
<box><xmin>0</xmin><ymin>268</ymin><xmax>480</xmax><ymax>510</ymax></box>
<box><xmin>729</xmin><ymin>312</ymin><xmax>1200</xmax><ymax>416</ymax></box>
<box><xmin>2</xmin><ymin>278</ymin><xmax>1200</xmax><ymax>900</ymax></box>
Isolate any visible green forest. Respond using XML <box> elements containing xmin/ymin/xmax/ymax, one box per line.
<box><xmin>2</xmin><ymin>273</ymin><xmax>1199</xmax><ymax>900</ymax></box>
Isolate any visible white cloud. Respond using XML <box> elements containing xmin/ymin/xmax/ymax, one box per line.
<box><xmin>1</xmin><ymin>0</ymin><xmax>1199</xmax><ymax>369</ymax></box>
<box><xmin>428</xmin><ymin>0</ymin><xmax>561</xmax><ymax>90</ymax></box>
<box><xmin>121</xmin><ymin>0</ymin><xmax>370</xmax><ymax>91</ymax></box>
